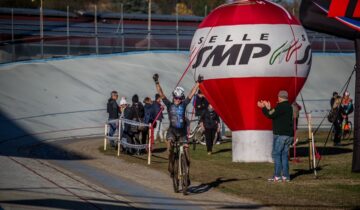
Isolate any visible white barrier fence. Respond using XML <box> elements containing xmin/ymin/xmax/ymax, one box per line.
<box><xmin>104</xmin><ymin>118</ymin><xmax>155</xmax><ymax>164</ymax></box>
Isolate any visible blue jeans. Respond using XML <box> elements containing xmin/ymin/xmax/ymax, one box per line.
<box><xmin>272</xmin><ymin>135</ymin><xmax>293</xmax><ymax>179</ymax></box>
<box><xmin>108</xmin><ymin>119</ymin><xmax>118</xmax><ymax>137</ymax></box>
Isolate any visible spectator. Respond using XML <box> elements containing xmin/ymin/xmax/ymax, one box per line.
<box><xmin>330</xmin><ymin>91</ymin><xmax>338</xmax><ymax>108</ymax></box>
<box><xmin>332</xmin><ymin>96</ymin><xmax>344</xmax><ymax>146</ymax></box>
<box><xmin>107</xmin><ymin>91</ymin><xmax>120</xmax><ymax>145</ymax></box>
<box><xmin>195</xmin><ymin>90</ymin><xmax>209</xmax><ymax>118</ymax></box>
<box><xmin>129</xmin><ymin>94</ymin><xmax>145</xmax><ymax>145</ymax></box>
<box><xmin>121</xmin><ymin>97</ymin><xmax>137</xmax><ymax>154</ymax></box>
<box><xmin>143</xmin><ymin>97</ymin><xmax>157</xmax><ymax>144</ymax></box>
<box><xmin>292</xmin><ymin>102</ymin><xmax>302</xmax><ymax>130</ymax></box>
<box><xmin>119</xmin><ymin>97</ymin><xmax>130</xmax><ymax>118</ymax></box>
<box><xmin>257</xmin><ymin>90</ymin><xmax>294</xmax><ymax>182</ymax></box>
<box><xmin>154</xmin><ymin>93</ymin><xmax>164</xmax><ymax>141</ymax></box>
<box><xmin>119</xmin><ymin>97</ymin><xmax>131</xmax><ymax>148</ymax></box>
<box><xmin>200</xmin><ymin>104</ymin><xmax>220</xmax><ymax>155</ymax></box>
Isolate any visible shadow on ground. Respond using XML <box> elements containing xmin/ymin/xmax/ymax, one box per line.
<box><xmin>0</xmin><ymin>110</ymin><xmax>90</xmax><ymax>160</ymax></box>
<box><xmin>0</xmin><ymin>198</ymin><xmax>152</xmax><ymax>210</ymax></box>
<box><xmin>290</xmin><ymin>146</ymin><xmax>352</xmax><ymax>157</ymax></box>
<box><xmin>188</xmin><ymin>177</ymin><xmax>239</xmax><ymax>194</ymax></box>
<box><xmin>212</xmin><ymin>148</ymin><xmax>232</xmax><ymax>154</ymax></box>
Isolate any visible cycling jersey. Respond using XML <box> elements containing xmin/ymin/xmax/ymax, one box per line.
<box><xmin>163</xmin><ymin>97</ymin><xmax>191</xmax><ymax>129</ymax></box>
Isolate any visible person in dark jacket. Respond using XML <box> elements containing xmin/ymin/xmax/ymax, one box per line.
<box><xmin>107</xmin><ymin>91</ymin><xmax>120</xmax><ymax>140</ymax></box>
<box><xmin>143</xmin><ymin>97</ymin><xmax>157</xmax><ymax>144</ymax></box>
<box><xmin>120</xmin><ymin>97</ymin><xmax>137</xmax><ymax>154</ymax></box>
<box><xmin>195</xmin><ymin>90</ymin><xmax>209</xmax><ymax>118</ymax></box>
<box><xmin>330</xmin><ymin>91</ymin><xmax>339</xmax><ymax>108</ymax></box>
<box><xmin>258</xmin><ymin>90</ymin><xmax>293</xmax><ymax>182</ymax></box>
<box><xmin>129</xmin><ymin>94</ymin><xmax>145</xmax><ymax>145</ymax></box>
<box><xmin>200</xmin><ymin>104</ymin><xmax>220</xmax><ymax>155</ymax></box>
<box><xmin>332</xmin><ymin>95</ymin><xmax>344</xmax><ymax>146</ymax></box>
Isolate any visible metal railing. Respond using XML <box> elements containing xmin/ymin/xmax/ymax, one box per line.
<box><xmin>0</xmin><ymin>5</ymin><xmax>355</xmax><ymax>64</ymax></box>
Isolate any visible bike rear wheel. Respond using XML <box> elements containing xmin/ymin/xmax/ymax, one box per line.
<box><xmin>181</xmin><ymin>153</ymin><xmax>189</xmax><ymax>195</ymax></box>
<box><xmin>172</xmin><ymin>156</ymin><xmax>179</xmax><ymax>193</ymax></box>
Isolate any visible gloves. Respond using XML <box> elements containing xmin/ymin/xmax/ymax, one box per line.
<box><xmin>153</xmin><ymin>73</ymin><xmax>159</xmax><ymax>84</ymax></box>
<box><xmin>197</xmin><ymin>74</ymin><xmax>204</xmax><ymax>83</ymax></box>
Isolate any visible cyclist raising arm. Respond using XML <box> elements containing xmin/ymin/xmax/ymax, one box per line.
<box><xmin>153</xmin><ymin>73</ymin><xmax>201</xmax><ymax>182</ymax></box>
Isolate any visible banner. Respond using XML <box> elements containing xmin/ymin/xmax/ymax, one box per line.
<box><xmin>300</xmin><ymin>0</ymin><xmax>360</xmax><ymax>172</ymax></box>
<box><xmin>299</xmin><ymin>0</ymin><xmax>360</xmax><ymax>39</ymax></box>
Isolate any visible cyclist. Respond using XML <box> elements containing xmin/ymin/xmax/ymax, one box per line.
<box><xmin>153</xmin><ymin>73</ymin><xmax>201</xmax><ymax>182</ymax></box>
<box><xmin>341</xmin><ymin>91</ymin><xmax>353</xmax><ymax>138</ymax></box>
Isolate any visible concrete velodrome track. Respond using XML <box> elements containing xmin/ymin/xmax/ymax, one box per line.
<box><xmin>0</xmin><ymin>51</ymin><xmax>355</xmax><ymax>209</ymax></box>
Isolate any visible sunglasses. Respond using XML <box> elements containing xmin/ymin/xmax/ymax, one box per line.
<box><xmin>174</xmin><ymin>97</ymin><xmax>182</xmax><ymax>100</ymax></box>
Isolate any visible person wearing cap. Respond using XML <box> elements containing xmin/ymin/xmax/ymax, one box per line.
<box><xmin>257</xmin><ymin>90</ymin><xmax>294</xmax><ymax>182</ymax></box>
<box><xmin>154</xmin><ymin>93</ymin><xmax>164</xmax><ymax>141</ymax></box>
<box><xmin>107</xmin><ymin>91</ymin><xmax>120</xmax><ymax>147</ymax></box>
<box><xmin>120</xmin><ymin>97</ymin><xmax>131</xmax><ymax>121</ymax></box>
<box><xmin>119</xmin><ymin>97</ymin><xmax>128</xmax><ymax>115</ymax></box>
<box><xmin>119</xmin><ymin>96</ymin><xmax>131</xmax><ymax>141</ymax></box>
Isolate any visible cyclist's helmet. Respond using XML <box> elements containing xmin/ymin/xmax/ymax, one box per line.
<box><xmin>345</xmin><ymin>91</ymin><xmax>350</xmax><ymax>96</ymax></box>
<box><xmin>173</xmin><ymin>86</ymin><xmax>185</xmax><ymax>99</ymax></box>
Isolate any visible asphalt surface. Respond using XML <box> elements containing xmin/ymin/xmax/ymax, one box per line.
<box><xmin>0</xmin><ymin>137</ymin><xmax>202</xmax><ymax>210</ymax></box>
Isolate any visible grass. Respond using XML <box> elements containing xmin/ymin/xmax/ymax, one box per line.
<box><xmin>99</xmin><ymin>131</ymin><xmax>360</xmax><ymax>210</ymax></box>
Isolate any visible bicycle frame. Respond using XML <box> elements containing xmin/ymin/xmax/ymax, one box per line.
<box><xmin>173</xmin><ymin>141</ymin><xmax>185</xmax><ymax>179</ymax></box>
<box><xmin>178</xmin><ymin>144</ymin><xmax>184</xmax><ymax>180</ymax></box>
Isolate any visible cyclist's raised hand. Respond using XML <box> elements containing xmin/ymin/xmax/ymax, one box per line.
<box><xmin>197</xmin><ymin>74</ymin><xmax>204</xmax><ymax>83</ymax></box>
<box><xmin>153</xmin><ymin>73</ymin><xmax>159</xmax><ymax>83</ymax></box>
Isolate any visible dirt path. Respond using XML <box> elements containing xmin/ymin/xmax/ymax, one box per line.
<box><xmin>57</xmin><ymin>138</ymin><xmax>270</xmax><ymax>210</ymax></box>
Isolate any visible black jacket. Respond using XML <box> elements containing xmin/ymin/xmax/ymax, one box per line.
<box><xmin>201</xmin><ymin>109</ymin><xmax>220</xmax><ymax>129</ymax></box>
<box><xmin>262</xmin><ymin>101</ymin><xmax>294</xmax><ymax>137</ymax></box>
<box><xmin>122</xmin><ymin>106</ymin><xmax>132</xmax><ymax>133</ymax></box>
<box><xmin>195</xmin><ymin>96</ymin><xmax>209</xmax><ymax>117</ymax></box>
<box><xmin>107</xmin><ymin>98</ymin><xmax>120</xmax><ymax>119</ymax></box>
<box><xmin>129</xmin><ymin>102</ymin><xmax>145</xmax><ymax>121</ymax></box>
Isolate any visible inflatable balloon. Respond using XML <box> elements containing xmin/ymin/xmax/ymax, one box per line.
<box><xmin>190</xmin><ymin>0</ymin><xmax>312</xmax><ymax>162</ymax></box>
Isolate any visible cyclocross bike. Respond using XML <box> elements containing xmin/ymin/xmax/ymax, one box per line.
<box><xmin>171</xmin><ymin>136</ymin><xmax>190</xmax><ymax>195</ymax></box>
<box><xmin>188</xmin><ymin>120</ymin><xmax>206</xmax><ymax>147</ymax></box>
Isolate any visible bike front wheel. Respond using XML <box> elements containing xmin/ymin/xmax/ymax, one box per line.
<box><xmin>172</xmin><ymin>156</ymin><xmax>179</xmax><ymax>193</ymax></box>
<box><xmin>181</xmin><ymin>153</ymin><xmax>189</xmax><ymax>195</ymax></box>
